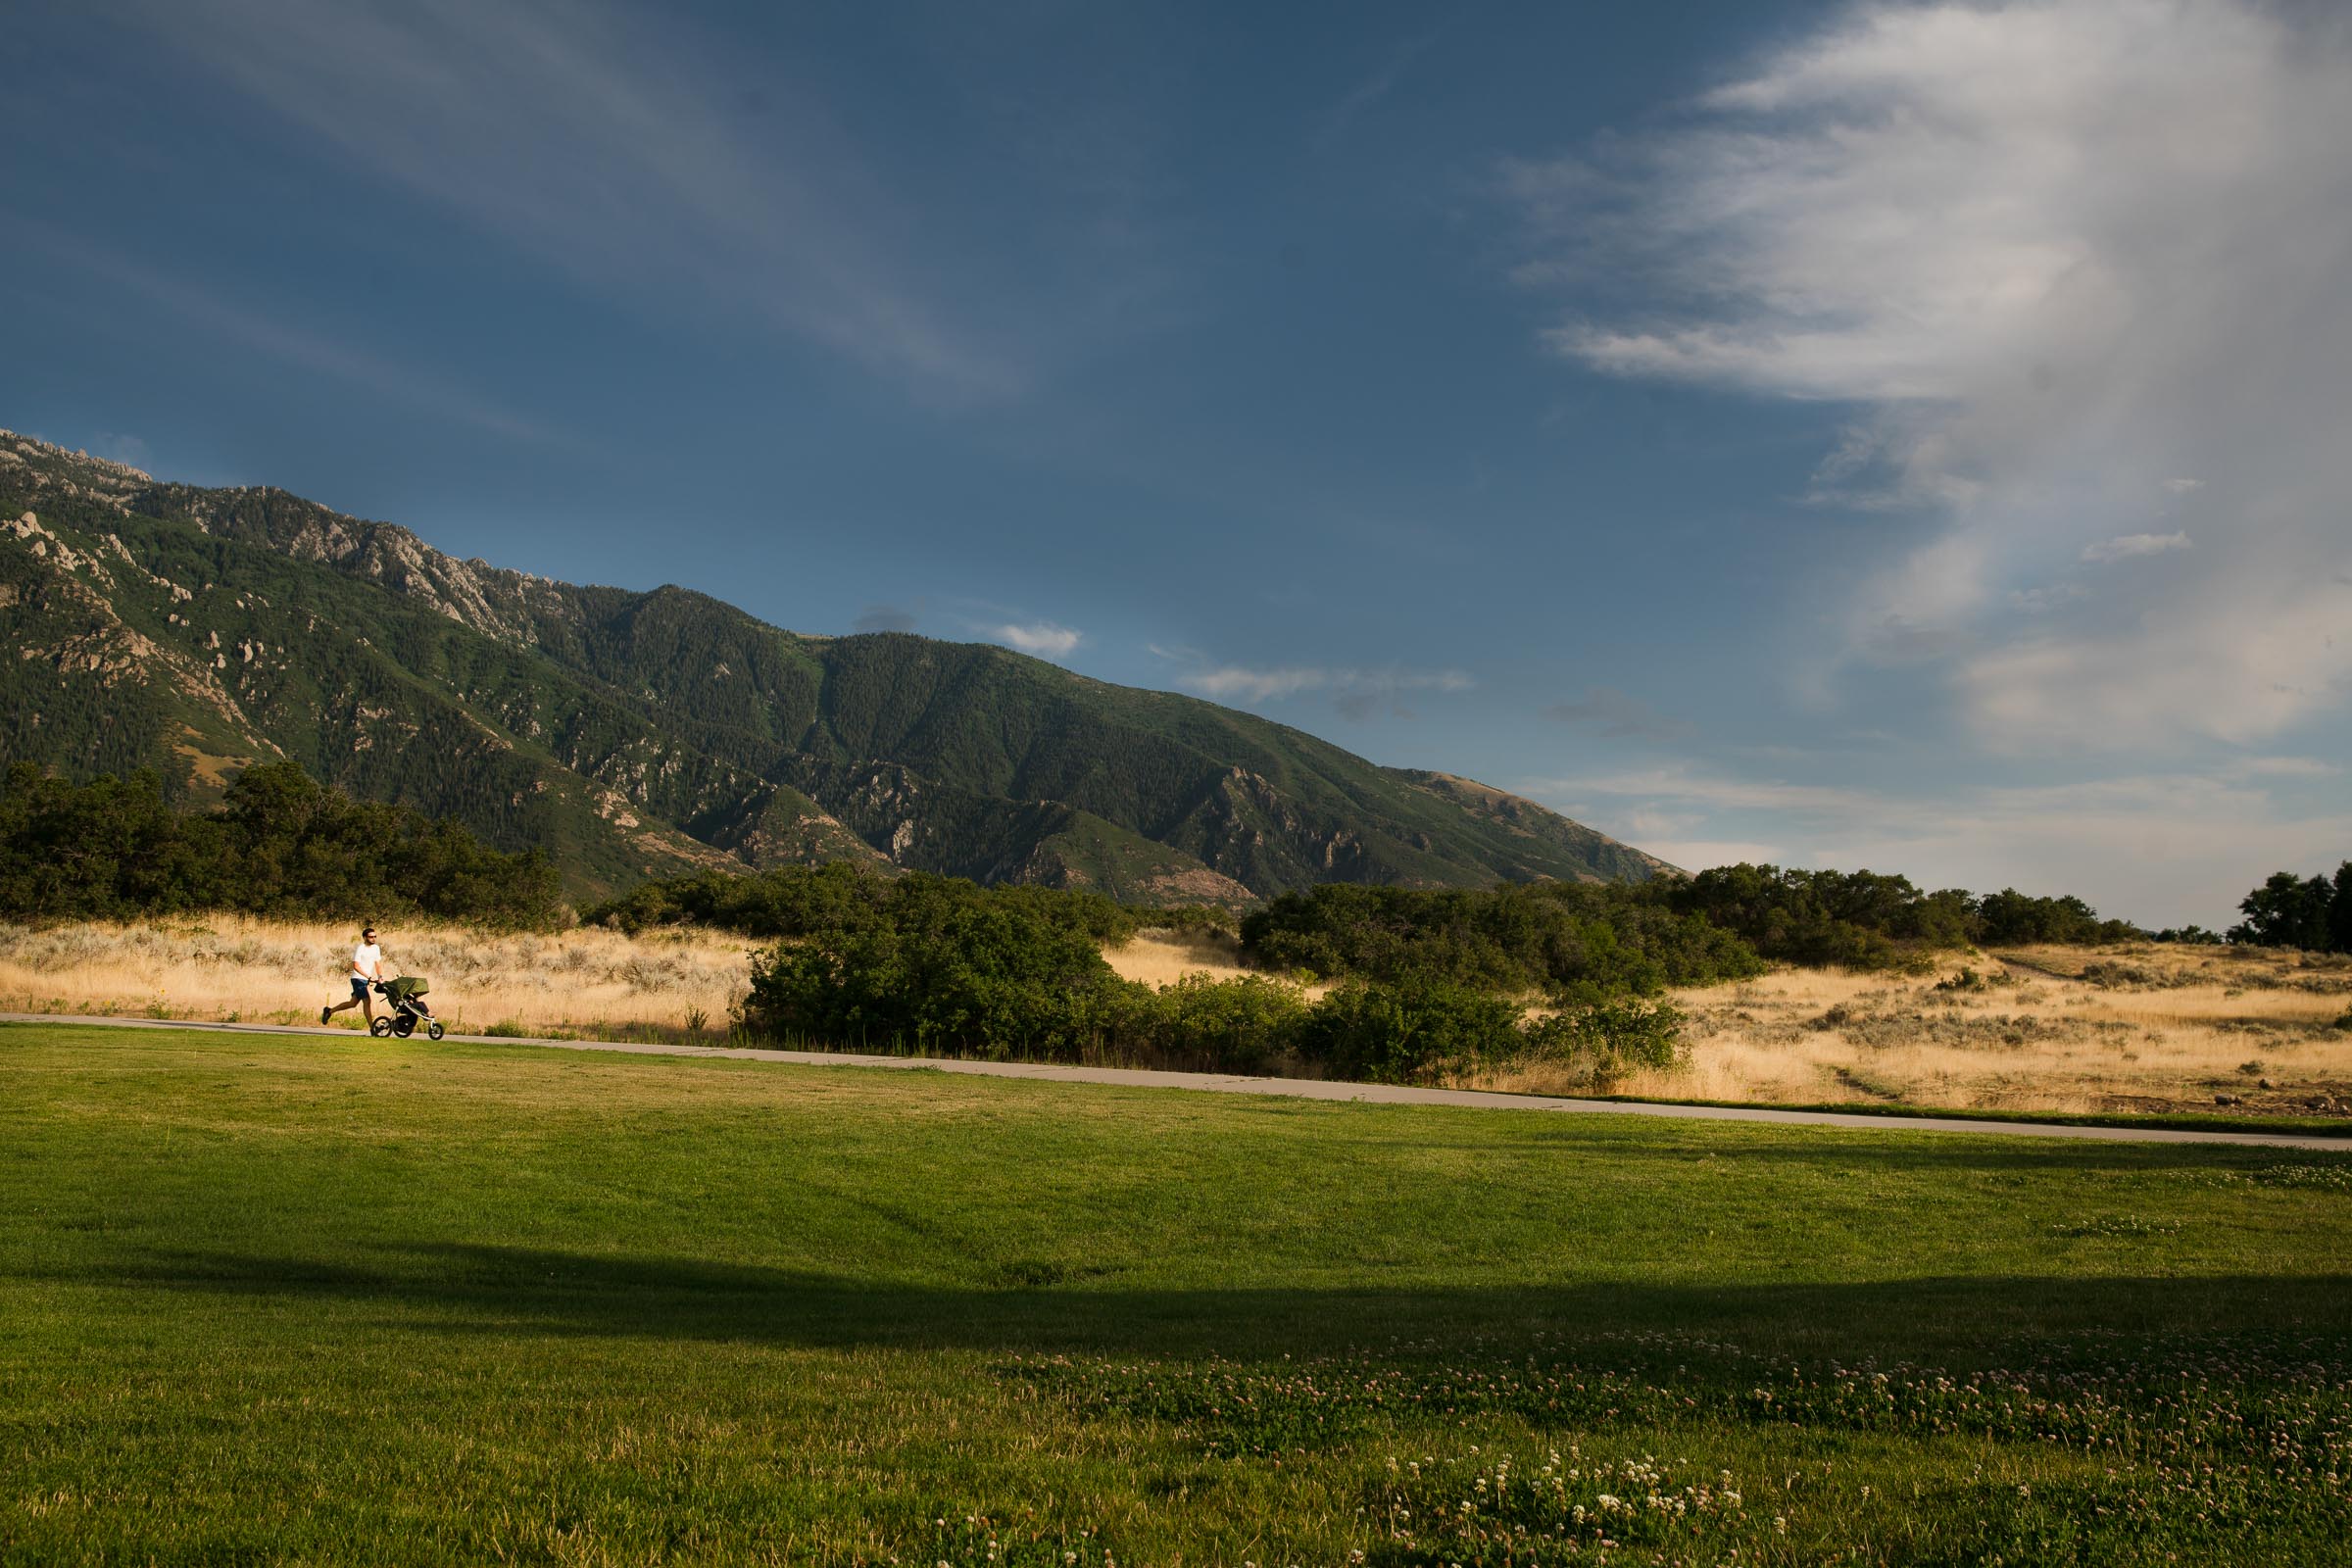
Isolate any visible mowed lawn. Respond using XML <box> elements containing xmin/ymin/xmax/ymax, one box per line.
<box><xmin>3</xmin><ymin>1025</ymin><xmax>2350</xmax><ymax>1566</ymax></box>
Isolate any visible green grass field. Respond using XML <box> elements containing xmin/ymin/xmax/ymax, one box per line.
<box><xmin>4</xmin><ymin>1022</ymin><xmax>2350</xmax><ymax>1566</ymax></box>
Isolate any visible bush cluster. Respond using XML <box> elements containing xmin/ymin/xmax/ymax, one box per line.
<box><xmin>739</xmin><ymin>885</ymin><xmax>1679</xmax><ymax>1086</ymax></box>
<box><xmin>0</xmin><ymin>761</ymin><xmax>562</xmax><ymax>927</ymax></box>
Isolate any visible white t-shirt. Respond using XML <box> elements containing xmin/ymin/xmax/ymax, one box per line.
<box><xmin>352</xmin><ymin>942</ymin><xmax>382</xmax><ymax>980</ymax></box>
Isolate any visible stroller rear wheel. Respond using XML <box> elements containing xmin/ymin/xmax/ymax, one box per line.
<box><xmin>368</xmin><ymin>1016</ymin><xmax>394</xmax><ymax>1038</ymax></box>
<box><xmin>393</xmin><ymin>1014</ymin><xmax>416</xmax><ymax>1038</ymax></box>
<box><xmin>426</xmin><ymin>1021</ymin><xmax>445</xmax><ymax>1041</ymax></box>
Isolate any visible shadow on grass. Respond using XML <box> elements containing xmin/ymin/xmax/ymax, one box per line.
<box><xmin>39</xmin><ymin>1244</ymin><xmax>2352</xmax><ymax>1362</ymax></box>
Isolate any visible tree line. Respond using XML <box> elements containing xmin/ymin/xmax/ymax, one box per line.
<box><xmin>0</xmin><ymin>762</ymin><xmax>563</xmax><ymax>927</ymax></box>
<box><xmin>2227</xmin><ymin>863</ymin><xmax>2352</xmax><ymax>954</ymax></box>
<box><xmin>1237</xmin><ymin>864</ymin><xmax>2144</xmax><ymax>988</ymax></box>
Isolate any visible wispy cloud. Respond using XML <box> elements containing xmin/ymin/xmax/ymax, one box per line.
<box><xmin>2008</xmin><ymin>583</ymin><xmax>2088</xmax><ymax>614</ymax></box>
<box><xmin>116</xmin><ymin>0</ymin><xmax>1022</xmax><ymax>400</ymax></box>
<box><xmin>1183</xmin><ymin>665</ymin><xmax>1333</xmax><ymax>703</ymax></box>
<box><xmin>990</xmin><ymin>621</ymin><xmax>1083</xmax><ymax>659</ymax></box>
<box><xmin>2082</xmin><ymin>531</ymin><xmax>2191</xmax><ymax>564</ymax></box>
<box><xmin>1174</xmin><ymin>662</ymin><xmax>1473</xmax><ymax>719</ymax></box>
<box><xmin>1529</xmin><ymin>767</ymin><xmax>1879</xmax><ymax>818</ymax></box>
<box><xmin>21</xmin><ymin>220</ymin><xmax>563</xmax><ymax>444</ymax></box>
<box><xmin>1542</xmin><ymin>687</ymin><xmax>1692</xmax><ymax>741</ymax></box>
<box><xmin>2225</xmin><ymin>756</ymin><xmax>2341</xmax><ymax>780</ymax></box>
<box><xmin>88</xmin><ymin>432</ymin><xmax>151</xmax><ymax>472</ymax></box>
<box><xmin>1313</xmin><ymin>26</ymin><xmax>1445</xmax><ymax>150</ymax></box>
<box><xmin>1510</xmin><ymin>0</ymin><xmax>2352</xmax><ymax>751</ymax></box>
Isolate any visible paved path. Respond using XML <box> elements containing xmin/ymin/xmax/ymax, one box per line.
<box><xmin>6</xmin><ymin>1010</ymin><xmax>2347</xmax><ymax>1152</ymax></box>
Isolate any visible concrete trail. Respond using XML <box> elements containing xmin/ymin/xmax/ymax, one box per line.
<box><xmin>5</xmin><ymin>1010</ymin><xmax>2348</xmax><ymax>1152</ymax></box>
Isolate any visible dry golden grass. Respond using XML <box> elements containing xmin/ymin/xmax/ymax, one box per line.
<box><xmin>1103</xmin><ymin>931</ymin><xmax>1333</xmax><ymax>999</ymax></box>
<box><xmin>1105</xmin><ymin>932</ymin><xmax>2352</xmax><ymax>1117</ymax></box>
<box><xmin>1479</xmin><ymin>941</ymin><xmax>2352</xmax><ymax>1117</ymax></box>
<box><xmin>0</xmin><ymin>915</ymin><xmax>754</xmax><ymax>1038</ymax></box>
<box><xmin>11</xmin><ymin>918</ymin><xmax>2350</xmax><ymax>1117</ymax></box>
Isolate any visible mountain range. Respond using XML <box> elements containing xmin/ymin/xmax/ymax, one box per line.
<box><xmin>0</xmin><ymin>428</ymin><xmax>1674</xmax><ymax>903</ymax></box>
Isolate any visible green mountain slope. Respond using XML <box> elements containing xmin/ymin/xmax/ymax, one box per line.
<box><xmin>0</xmin><ymin>428</ymin><xmax>1676</xmax><ymax>902</ymax></box>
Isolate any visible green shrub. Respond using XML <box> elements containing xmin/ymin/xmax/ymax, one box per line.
<box><xmin>1140</xmin><ymin>974</ymin><xmax>1310</xmax><ymax>1074</ymax></box>
<box><xmin>1522</xmin><ymin>996</ymin><xmax>1686</xmax><ymax>1086</ymax></box>
<box><xmin>1296</xmin><ymin>977</ymin><xmax>1526</xmax><ymax>1084</ymax></box>
<box><xmin>740</xmin><ymin>876</ymin><xmax>1131</xmax><ymax>1059</ymax></box>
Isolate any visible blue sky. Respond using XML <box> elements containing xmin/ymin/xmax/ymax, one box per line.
<box><xmin>5</xmin><ymin>0</ymin><xmax>2348</xmax><ymax>926</ymax></box>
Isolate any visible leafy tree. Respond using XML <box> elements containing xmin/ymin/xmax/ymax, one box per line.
<box><xmin>2229</xmin><ymin>870</ymin><xmax>2339</xmax><ymax>951</ymax></box>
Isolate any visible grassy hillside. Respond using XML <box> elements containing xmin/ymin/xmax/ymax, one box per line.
<box><xmin>1</xmin><ymin>428</ymin><xmax>1671</xmax><ymax>902</ymax></box>
<box><xmin>5</xmin><ymin>1021</ymin><xmax>2350</xmax><ymax>1564</ymax></box>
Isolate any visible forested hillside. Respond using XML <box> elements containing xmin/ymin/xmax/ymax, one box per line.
<box><xmin>0</xmin><ymin>428</ymin><xmax>1675</xmax><ymax>901</ymax></box>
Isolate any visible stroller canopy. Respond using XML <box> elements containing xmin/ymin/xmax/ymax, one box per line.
<box><xmin>383</xmin><ymin>975</ymin><xmax>429</xmax><ymax>1003</ymax></box>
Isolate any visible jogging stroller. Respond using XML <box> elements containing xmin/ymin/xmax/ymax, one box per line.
<box><xmin>369</xmin><ymin>974</ymin><xmax>445</xmax><ymax>1040</ymax></box>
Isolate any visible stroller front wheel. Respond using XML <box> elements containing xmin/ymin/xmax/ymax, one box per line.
<box><xmin>368</xmin><ymin>1016</ymin><xmax>395</xmax><ymax>1038</ymax></box>
<box><xmin>426</xmin><ymin>1021</ymin><xmax>444</xmax><ymax>1041</ymax></box>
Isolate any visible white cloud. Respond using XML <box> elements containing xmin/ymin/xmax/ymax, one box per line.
<box><xmin>990</xmin><ymin>621</ymin><xmax>1083</xmax><ymax>659</ymax></box>
<box><xmin>1959</xmin><ymin>575</ymin><xmax>2352</xmax><ymax>747</ymax></box>
<box><xmin>2081</xmin><ymin>531</ymin><xmax>2191</xmax><ymax>564</ymax></box>
<box><xmin>1514</xmin><ymin>0</ymin><xmax>2352</xmax><ymax>751</ymax></box>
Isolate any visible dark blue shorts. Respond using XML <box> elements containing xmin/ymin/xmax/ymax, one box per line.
<box><xmin>350</xmin><ymin>977</ymin><xmax>370</xmax><ymax>1000</ymax></box>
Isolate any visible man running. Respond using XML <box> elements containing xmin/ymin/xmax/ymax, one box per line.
<box><xmin>321</xmin><ymin>925</ymin><xmax>386</xmax><ymax>1027</ymax></box>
